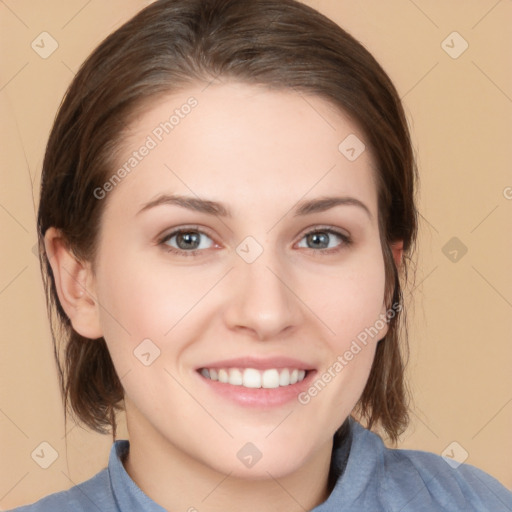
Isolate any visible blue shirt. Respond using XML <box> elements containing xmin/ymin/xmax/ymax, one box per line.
<box><xmin>9</xmin><ymin>418</ymin><xmax>512</xmax><ymax>511</ymax></box>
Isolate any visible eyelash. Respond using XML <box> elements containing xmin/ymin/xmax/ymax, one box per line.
<box><xmin>158</xmin><ymin>226</ymin><xmax>352</xmax><ymax>258</ymax></box>
<box><xmin>159</xmin><ymin>226</ymin><xmax>216</xmax><ymax>258</ymax></box>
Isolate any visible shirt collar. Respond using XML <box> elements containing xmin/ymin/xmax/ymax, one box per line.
<box><xmin>312</xmin><ymin>417</ymin><xmax>384</xmax><ymax>511</ymax></box>
<box><xmin>108</xmin><ymin>440</ymin><xmax>167</xmax><ymax>511</ymax></box>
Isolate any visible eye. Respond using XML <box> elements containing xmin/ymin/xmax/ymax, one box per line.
<box><xmin>296</xmin><ymin>228</ymin><xmax>351</xmax><ymax>252</ymax></box>
<box><xmin>160</xmin><ymin>228</ymin><xmax>216</xmax><ymax>256</ymax></box>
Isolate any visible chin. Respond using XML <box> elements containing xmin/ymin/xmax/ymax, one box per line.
<box><xmin>201</xmin><ymin>434</ymin><xmax>318</xmax><ymax>480</ymax></box>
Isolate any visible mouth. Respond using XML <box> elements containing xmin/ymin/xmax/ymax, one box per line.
<box><xmin>194</xmin><ymin>356</ymin><xmax>317</xmax><ymax>407</ymax></box>
<box><xmin>198</xmin><ymin>367</ymin><xmax>310</xmax><ymax>389</ymax></box>
<box><xmin>195</xmin><ymin>357</ymin><xmax>317</xmax><ymax>408</ymax></box>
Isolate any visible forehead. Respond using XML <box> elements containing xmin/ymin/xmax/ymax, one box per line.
<box><xmin>108</xmin><ymin>82</ymin><xmax>379</xmax><ymax>218</ymax></box>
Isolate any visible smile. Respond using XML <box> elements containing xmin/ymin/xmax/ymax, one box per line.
<box><xmin>199</xmin><ymin>367</ymin><xmax>308</xmax><ymax>388</ymax></box>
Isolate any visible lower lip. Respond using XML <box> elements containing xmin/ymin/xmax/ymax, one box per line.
<box><xmin>196</xmin><ymin>370</ymin><xmax>317</xmax><ymax>408</ymax></box>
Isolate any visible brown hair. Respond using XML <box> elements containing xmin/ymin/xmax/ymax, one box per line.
<box><xmin>38</xmin><ymin>0</ymin><xmax>418</xmax><ymax>443</ymax></box>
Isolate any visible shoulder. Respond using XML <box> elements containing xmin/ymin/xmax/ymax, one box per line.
<box><xmin>348</xmin><ymin>421</ymin><xmax>512</xmax><ymax>511</ymax></box>
<box><xmin>382</xmin><ymin>446</ymin><xmax>512</xmax><ymax>511</ymax></box>
<box><xmin>7</xmin><ymin>467</ymin><xmax>113</xmax><ymax>512</ymax></box>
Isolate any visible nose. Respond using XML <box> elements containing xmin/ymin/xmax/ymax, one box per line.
<box><xmin>223</xmin><ymin>254</ymin><xmax>302</xmax><ymax>341</ymax></box>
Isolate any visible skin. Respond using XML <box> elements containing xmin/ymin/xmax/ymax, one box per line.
<box><xmin>47</xmin><ymin>82</ymin><xmax>402</xmax><ymax>512</ymax></box>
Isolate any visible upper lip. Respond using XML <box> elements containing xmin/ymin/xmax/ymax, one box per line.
<box><xmin>196</xmin><ymin>356</ymin><xmax>315</xmax><ymax>371</ymax></box>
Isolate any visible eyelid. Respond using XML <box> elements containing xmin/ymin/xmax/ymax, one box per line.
<box><xmin>158</xmin><ymin>225</ymin><xmax>220</xmax><ymax>252</ymax></box>
<box><xmin>298</xmin><ymin>227</ymin><xmax>351</xmax><ymax>250</ymax></box>
<box><xmin>158</xmin><ymin>224</ymin><xmax>216</xmax><ymax>243</ymax></box>
<box><xmin>157</xmin><ymin>224</ymin><xmax>352</xmax><ymax>257</ymax></box>
<box><xmin>295</xmin><ymin>224</ymin><xmax>351</xmax><ymax>239</ymax></box>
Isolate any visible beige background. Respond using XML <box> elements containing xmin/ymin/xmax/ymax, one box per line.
<box><xmin>1</xmin><ymin>0</ymin><xmax>511</xmax><ymax>508</ymax></box>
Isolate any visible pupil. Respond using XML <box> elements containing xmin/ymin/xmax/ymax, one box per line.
<box><xmin>309</xmin><ymin>232</ymin><xmax>328</xmax><ymax>249</ymax></box>
<box><xmin>178</xmin><ymin>232</ymin><xmax>200</xmax><ymax>249</ymax></box>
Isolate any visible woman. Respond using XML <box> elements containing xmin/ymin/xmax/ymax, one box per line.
<box><xmin>10</xmin><ymin>0</ymin><xmax>512</xmax><ymax>510</ymax></box>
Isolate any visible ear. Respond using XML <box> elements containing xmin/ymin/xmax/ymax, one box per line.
<box><xmin>44</xmin><ymin>227</ymin><xmax>103</xmax><ymax>339</ymax></box>
<box><xmin>390</xmin><ymin>240</ymin><xmax>404</xmax><ymax>268</ymax></box>
<box><xmin>377</xmin><ymin>239</ymin><xmax>405</xmax><ymax>340</ymax></box>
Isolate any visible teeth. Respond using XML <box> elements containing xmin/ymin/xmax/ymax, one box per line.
<box><xmin>201</xmin><ymin>367</ymin><xmax>308</xmax><ymax>388</ymax></box>
<box><xmin>279</xmin><ymin>368</ymin><xmax>290</xmax><ymax>386</ymax></box>
<box><xmin>218</xmin><ymin>369</ymin><xmax>229</xmax><ymax>383</ymax></box>
<box><xmin>243</xmin><ymin>368</ymin><xmax>262</xmax><ymax>388</ymax></box>
<box><xmin>262</xmin><ymin>369</ymin><xmax>279</xmax><ymax>388</ymax></box>
<box><xmin>229</xmin><ymin>368</ymin><xmax>243</xmax><ymax>386</ymax></box>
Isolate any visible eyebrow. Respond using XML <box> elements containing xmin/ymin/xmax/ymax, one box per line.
<box><xmin>293</xmin><ymin>196</ymin><xmax>372</xmax><ymax>219</ymax></box>
<box><xmin>138</xmin><ymin>194</ymin><xmax>231</xmax><ymax>217</ymax></box>
<box><xmin>137</xmin><ymin>194</ymin><xmax>372</xmax><ymax>219</ymax></box>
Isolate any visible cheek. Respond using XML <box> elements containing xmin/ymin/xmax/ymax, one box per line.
<box><xmin>307</xmin><ymin>250</ymin><xmax>387</xmax><ymax>347</ymax></box>
<box><xmin>95</xmin><ymin>248</ymin><xmax>202</xmax><ymax>333</ymax></box>
<box><xmin>296</xmin><ymin>270</ymin><xmax>386</xmax><ymax>432</ymax></box>
<box><xmin>93</xmin><ymin>247</ymin><xmax>228</xmax><ymax>373</ymax></box>
<box><xmin>92</xmin><ymin>249</ymin><xmax>169</xmax><ymax>370</ymax></box>
<box><xmin>298</xmin><ymin>246</ymin><xmax>387</xmax><ymax>408</ymax></box>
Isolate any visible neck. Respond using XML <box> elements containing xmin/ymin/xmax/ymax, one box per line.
<box><xmin>123</xmin><ymin>409</ymin><xmax>334</xmax><ymax>512</ymax></box>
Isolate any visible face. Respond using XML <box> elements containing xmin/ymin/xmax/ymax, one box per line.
<box><xmin>87</xmin><ymin>82</ymin><xmax>390</xmax><ymax>478</ymax></box>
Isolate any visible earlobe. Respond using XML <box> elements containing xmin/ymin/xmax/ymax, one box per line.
<box><xmin>391</xmin><ymin>240</ymin><xmax>404</xmax><ymax>268</ymax></box>
<box><xmin>44</xmin><ymin>227</ymin><xmax>103</xmax><ymax>339</ymax></box>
